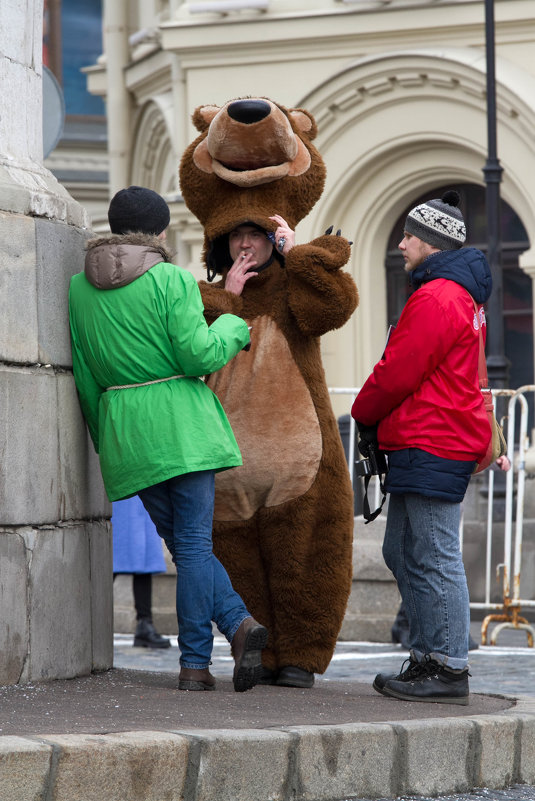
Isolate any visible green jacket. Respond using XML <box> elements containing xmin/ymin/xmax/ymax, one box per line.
<box><xmin>69</xmin><ymin>233</ymin><xmax>249</xmax><ymax>501</ymax></box>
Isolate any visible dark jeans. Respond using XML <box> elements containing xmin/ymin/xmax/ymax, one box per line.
<box><xmin>383</xmin><ymin>493</ymin><xmax>470</xmax><ymax>670</ymax></box>
<box><xmin>138</xmin><ymin>470</ymin><xmax>249</xmax><ymax>669</ymax></box>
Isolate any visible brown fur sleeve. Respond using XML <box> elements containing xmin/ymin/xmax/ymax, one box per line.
<box><xmin>285</xmin><ymin>235</ymin><xmax>359</xmax><ymax>336</ymax></box>
<box><xmin>198</xmin><ymin>279</ymin><xmax>244</xmax><ymax>324</ymax></box>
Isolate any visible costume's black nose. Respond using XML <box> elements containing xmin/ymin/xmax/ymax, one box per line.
<box><xmin>227</xmin><ymin>99</ymin><xmax>271</xmax><ymax>125</ymax></box>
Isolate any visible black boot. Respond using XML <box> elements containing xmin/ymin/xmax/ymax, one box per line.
<box><xmin>373</xmin><ymin>656</ymin><xmax>424</xmax><ymax>696</ymax></box>
<box><xmin>383</xmin><ymin>657</ymin><xmax>469</xmax><ymax>705</ymax></box>
<box><xmin>133</xmin><ymin>618</ymin><xmax>171</xmax><ymax>649</ymax></box>
<box><xmin>276</xmin><ymin>666</ymin><xmax>315</xmax><ymax>688</ymax></box>
<box><xmin>257</xmin><ymin>666</ymin><xmax>278</xmax><ymax>685</ymax></box>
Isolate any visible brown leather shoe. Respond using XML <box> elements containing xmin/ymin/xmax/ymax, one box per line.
<box><xmin>231</xmin><ymin>617</ymin><xmax>268</xmax><ymax>692</ymax></box>
<box><xmin>178</xmin><ymin>667</ymin><xmax>216</xmax><ymax>691</ymax></box>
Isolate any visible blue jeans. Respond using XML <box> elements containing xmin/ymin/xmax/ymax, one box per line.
<box><xmin>138</xmin><ymin>471</ymin><xmax>249</xmax><ymax>670</ymax></box>
<box><xmin>383</xmin><ymin>493</ymin><xmax>469</xmax><ymax>670</ymax></box>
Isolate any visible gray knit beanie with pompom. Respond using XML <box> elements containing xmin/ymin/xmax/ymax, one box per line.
<box><xmin>405</xmin><ymin>190</ymin><xmax>466</xmax><ymax>250</ymax></box>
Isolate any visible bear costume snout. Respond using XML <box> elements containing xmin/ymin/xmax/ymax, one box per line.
<box><xmin>189</xmin><ymin>98</ymin><xmax>315</xmax><ymax>188</ymax></box>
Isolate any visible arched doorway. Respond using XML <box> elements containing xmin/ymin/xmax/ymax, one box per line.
<box><xmin>298</xmin><ymin>49</ymin><xmax>535</xmax><ymax>392</ymax></box>
<box><xmin>385</xmin><ymin>184</ymin><xmax>533</xmax><ymax>395</ymax></box>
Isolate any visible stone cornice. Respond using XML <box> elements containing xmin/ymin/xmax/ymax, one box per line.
<box><xmin>299</xmin><ymin>49</ymin><xmax>535</xmax><ymax>150</ymax></box>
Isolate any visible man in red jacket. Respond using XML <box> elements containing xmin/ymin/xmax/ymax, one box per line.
<box><xmin>351</xmin><ymin>190</ymin><xmax>492</xmax><ymax>705</ymax></box>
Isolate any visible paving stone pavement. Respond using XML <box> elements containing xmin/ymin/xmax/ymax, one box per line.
<box><xmin>356</xmin><ymin>788</ymin><xmax>535</xmax><ymax>800</ymax></box>
<box><xmin>333</xmin><ymin>623</ymin><xmax>535</xmax><ymax>801</ymax></box>
<box><xmin>113</xmin><ymin>622</ymin><xmax>535</xmax><ymax>699</ymax></box>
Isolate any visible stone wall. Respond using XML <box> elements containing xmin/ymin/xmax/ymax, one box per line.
<box><xmin>0</xmin><ymin>0</ymin><xmax>112</xmax><ymax>685</ymax></box>
<box><xmin>0</xmin><ymin>212</ymin><xmax>113</xmax><ymax>684</ymax></box>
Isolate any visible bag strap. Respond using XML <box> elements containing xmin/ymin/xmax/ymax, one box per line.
<box><xmin>362</xmin><ymin>472</ymin><xmax>387</xmax><ymax>524</ymax></box>
<box><xmin>471</xmin><ymin>296</ymin><xmax>488</xmax><ymax>390</ymax></box>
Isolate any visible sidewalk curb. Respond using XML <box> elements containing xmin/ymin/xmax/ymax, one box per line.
<box><xmin>2</xmin><ymin>695</ymin><xmax>535</xmax><ymax>801</ymax></box>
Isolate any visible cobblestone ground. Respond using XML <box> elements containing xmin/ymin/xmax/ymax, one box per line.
<box><xmin>356</xmin><ymin>788</ymin><xmax>535</xmax><ymax>800</ymax></box>
<box><xmin>114</xmin><ymin>624</ymin><xmax>535</xmax><ymax>698</ymax></box>
<box><xmin>114</xmin><ymin>622</ymin><xmax>535</xmax><ymax>801</ymax></box>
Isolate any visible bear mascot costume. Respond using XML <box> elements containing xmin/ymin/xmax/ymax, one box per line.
<box><xmin>179</xmin><ymin>97</ymin><xmax>359</xmax><ymax>687</ymax></box>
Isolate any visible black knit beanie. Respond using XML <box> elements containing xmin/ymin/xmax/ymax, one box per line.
<box><xmin>405</xmin><ymin>190</ymin><xmax>466</xmax><ymax>250</ymax></box>
<box><xmin>108</xmin><ymin>186</ymin><xmax>170</xmax><ymax>236</ymax></box>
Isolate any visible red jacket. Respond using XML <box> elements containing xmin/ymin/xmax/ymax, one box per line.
<box><xmin>352</xmin><ymin>278</ymin><xmax>490</xmax><ymax>462</ymax></box>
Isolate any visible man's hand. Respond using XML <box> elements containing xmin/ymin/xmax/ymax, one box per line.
<box><xmin>269</xmin><ymin>214</ymin><xmax>295</xmax><ymax>256</ymax></box>
<box><xmin>225</xmin><ymin>251</ymin><xmax>258</xmax><ymax>296</ymax></box>
<box><xmin>495</xmin><ymin>455</ymin><xmax>511</xmax><ymax>472</ymax></box>
<box><xmin>355</xmin><ymin>421</ymin><xmax>379</xmax><ymax>458</ymax></box>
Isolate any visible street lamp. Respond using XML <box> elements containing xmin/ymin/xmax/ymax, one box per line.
<box><xmin>483</xmin><ymin>0</ymin><xmax>510</xmax><ymax>388</ymax></box>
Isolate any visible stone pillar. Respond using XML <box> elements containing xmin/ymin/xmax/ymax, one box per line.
<box><xmin>519</xmin><ymin>244</ymin><xmax>535</xmax><ymax>430</ymax></box>
<box><xmin>103</xmin><ymin>0</ymin><xmax>132</xmax><ymax>196</ymax></box>
<box><xmin>0</xmin><ymin>0</ymin><xmax>112</xmax><ymax>685</ymax></box>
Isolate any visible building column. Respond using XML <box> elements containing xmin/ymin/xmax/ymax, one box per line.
<box><xmin>519</xmin><ymin>245</ymin><xmax>535</xmax><ymax>416</ymax></box>
<box><xmin>0</xmin><ymin>0</ymin><xmax>112</xmax><ymax>684</ymax></box>
<box><xmin>103</xmin><ymin>0</ymin><xmax>132</xmax><ymax>196</ymax></box>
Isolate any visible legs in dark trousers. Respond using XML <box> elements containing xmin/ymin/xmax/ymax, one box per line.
<box><xmin>113</xmin><ymin>572</ymin><xmax>171</xmax><ymax>649</ymax></box>
<box><xmin>132</xmin><ymin>573</ymin><xmax>152</xmax><ymax>621</ymax></box>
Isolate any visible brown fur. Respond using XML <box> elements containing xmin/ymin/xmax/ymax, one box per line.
<box><xmin>179</xmin><ymin>97</ymin><xmax>359</xmax><ymax>674</ymax></box>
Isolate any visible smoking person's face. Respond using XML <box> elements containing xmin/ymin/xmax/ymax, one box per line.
<box><xmin>229</xmin><ymin>225</ymin><xmax>273</xmax><ymax>266</ymax></box>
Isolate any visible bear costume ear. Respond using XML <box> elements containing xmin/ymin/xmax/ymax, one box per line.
<box><xmin>192</xmin><ymin>104</ymin><xmax>221</xmax><ymax>132</ymax></box>
<box><xmin>289</xmin><ymin>109</ymin><xmax>318</xmax><ymax>140</ymax></box>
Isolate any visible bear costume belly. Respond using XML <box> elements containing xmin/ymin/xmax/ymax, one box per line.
<box><xmin>207</xmin><ymin>315</ymin><xmax>322</xmax><ymax>521</ymax></box>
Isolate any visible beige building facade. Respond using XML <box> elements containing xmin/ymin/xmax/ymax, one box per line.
<box><xmin>78</xmin><ymin>0</ymin><xmax>535</xmax><ymax>404</ymax></box>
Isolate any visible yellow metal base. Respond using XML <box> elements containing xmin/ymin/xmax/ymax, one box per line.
<box><xmin>481</xmin><ymin>609</ymin><xmax>535</xmax><ymax>647</ymax></box>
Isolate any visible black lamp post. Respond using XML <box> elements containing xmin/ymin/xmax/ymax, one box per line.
<box><xmin>483</xmin><ymin>0</ymin><xmax>510</xmax><ymax>388</ymax></box>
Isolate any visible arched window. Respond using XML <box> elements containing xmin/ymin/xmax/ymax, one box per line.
<box><xmin>385</xmin><ymin>184</ymin><xmax>532</xmax><ymax>394</ymax></box>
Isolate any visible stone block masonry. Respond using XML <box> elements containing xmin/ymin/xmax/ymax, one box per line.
<box><xmin>1</xmin><ymin>2</ymin><xmax>112</xmax><ymax>683</ymax></box>
<box><xmin>0</xmin><ymin>216</ymin><xmax>113</xmax><ymax>685</ymax></box>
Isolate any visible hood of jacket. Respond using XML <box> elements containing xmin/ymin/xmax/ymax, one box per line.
<box><xmin>411</xmin><ymin>246</ymin><xmax>492</xmax><ymax>304</ymax></box>
<box><xmin>84</xmin><ymin>233</ymin><xmax>174</xmax><ymax>289</ymax></box>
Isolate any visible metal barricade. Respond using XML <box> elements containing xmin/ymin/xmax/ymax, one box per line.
<box><xmin>474</xmin><ymin>386</ymin><xmax>535</xmax><ymax>646</ymax></box>
<box><xmin>330</xmin><ymin>385</ymin><xmax>535</xmax><ymax>647</ymax></box>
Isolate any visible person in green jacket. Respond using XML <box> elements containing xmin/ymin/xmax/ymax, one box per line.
<box><xmin>69</xmin><ymin>185</ymin><xmax>267</xmax><ymax>692</ymax></box>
